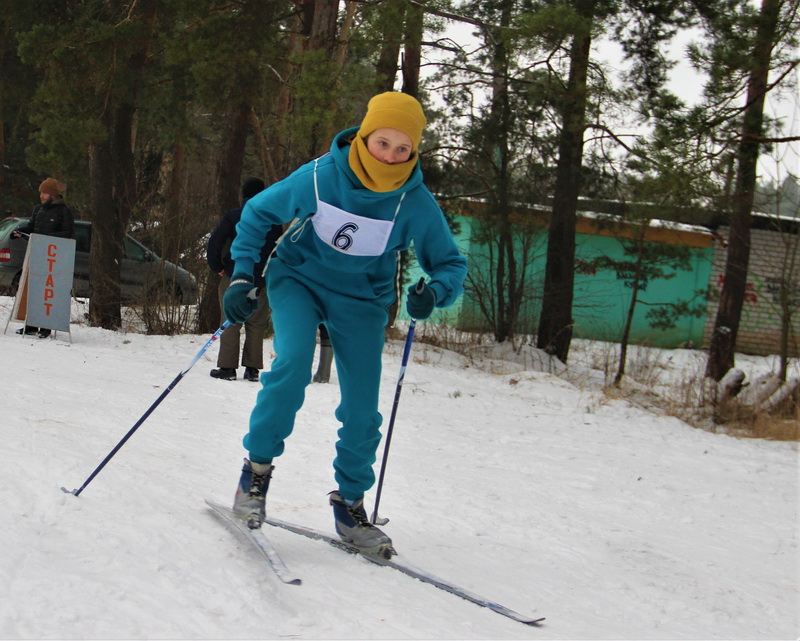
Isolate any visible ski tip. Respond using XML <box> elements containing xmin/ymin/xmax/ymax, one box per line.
<box><xmin>525</xmin><ymin>617</ymin><xmax>546</xmax><ymax>626</ymax></box>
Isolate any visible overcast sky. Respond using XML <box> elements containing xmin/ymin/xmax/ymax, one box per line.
<box><xmin>426</xmin><ymin>19</ymin><xmax>799</xmax><ymax>185</ymax></box>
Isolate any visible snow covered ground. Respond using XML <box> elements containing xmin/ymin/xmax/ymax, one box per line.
<box><xmin>1</xmin><ymin>296</ymin><xmax>798</xmax><ymax>640</ymax></box>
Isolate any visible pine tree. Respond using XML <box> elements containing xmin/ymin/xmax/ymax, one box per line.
<box><xmin>700</xmin><ymin>0</ymin><xmax>799</xmax><ymax>381</ymax></box>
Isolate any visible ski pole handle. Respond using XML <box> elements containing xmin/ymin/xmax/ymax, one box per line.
<box><xmin>409</xmin><ymin>277</ymin><xmax>426</xmax><ymax>322</ymax></box>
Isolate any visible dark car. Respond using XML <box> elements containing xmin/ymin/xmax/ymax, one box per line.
<box><xmin>0</xmin><ymin>217</ymin><xmax>198</xmax><ymax>304</ymax></box>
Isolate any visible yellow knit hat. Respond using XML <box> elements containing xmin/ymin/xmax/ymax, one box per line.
<box><xmin>357</xmin><ymin>92</ymin><xmax>427</xmax><ymax>151</ymax></box>
<box><xmin>348</xmin><ymin>92</ymin><xmax>427</xmax><ymax>192</ymax></box>
<box><xmin>39</xmin><ymin>178</ymin><xmax>65</xmax><ymax>198</ymax></box>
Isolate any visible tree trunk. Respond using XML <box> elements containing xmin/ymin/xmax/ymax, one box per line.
<box><xmin>217</xmin><ymin>102</ymin><xmax>251</xmax><ymax>213</ymax></box>
<box><xmin>401</xmin><ymin>1</ymin><xmax>423</xmax><ymax>97</ymax></box>
<box><xmin>321</xmin><ymin>0</ymin><xmax>358</xmax><ymax>145</ymax></box>
<box><xmin>778</xmin><ymin>280</ymin><xmax>790</xmax><ymax>381</ymax></box>
<box><xmin>537</xmin><ymin>16</ymin><xmax>593</xmax><ymax>363</ymax></box>
<box><xmin>307</xmin><ymin>0</ymin><xmax>341</xmax><ymax>156</ymax></box>
<box><xmin>162</xmin><ymin>142</ymin><xmax>186</xmax><ymax>266</ymax></box>
<box><xmin>488</xmin><ymin>1</ymin><xmax>517</xmax><ymax>343</ymax></box>
<box><xmin>375</xmin><ymin>1</ymin><xmax>406</xmax><ymax>93</ymax></box>
<box><xmin>614</xmin><ymin>231</ymin><xmax>647</xmax><ymax>386</ymax></box>
<box><xmin>0</xmin><ymin>49</ymin><xmax>4</xmax><ymax>189</ymax></box>
<box><xmin>310</xmin><ymin>0</ymin><xmax>339</xmax><ymax>53</ymax></box>
<box><xmin>249</xmin><ymin>109</ymin><xmax>280</xmax><ymax>185</ymax></box>
<box><xmin>87</xmin><ymin>0</ymin><xmax>158</xmax><ymax>330</ymax></box>
<box><xmin>383</xmin><ymin>0</ymin><xmax>425</xmax><ymax>326</ymax></box>
<box><xmin>90</xmin><ymin>100</ymin><xmax>139</xmax><ymax>329</ymax></box>
<box><xmin>197</xmin><ymin>102</ymin><xmax>251</xmax><ymax>333</ymax></box>
<box><xmin>271</xmin><ymin>3</ymin><xmax>308</xmax><ymax>177</ymax></box>
<box><xmin>705</xmin><ymin>0</ymin><xmax>780</xmax><ymax>381</ymax></box>
<box><xmin>88</xmin><ymin>131</ymin><xmax>123</xmax><ymax>330</ymax></box>
<box><xmin>274</xmin><ymin>0</ymin><xmax>341</xmax><ymax>169</ymax></box>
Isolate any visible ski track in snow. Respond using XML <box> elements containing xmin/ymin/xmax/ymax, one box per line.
<box><xmin>1</xmin><ymin>296</ymin><xmax>798</xmax><ymax>640</ymax></box>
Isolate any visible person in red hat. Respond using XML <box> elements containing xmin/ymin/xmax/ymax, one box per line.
<box><xmin>15</xmin><ymin>178</ymin><xmax>74</xmax><ymax>240</ymax></box>
<box><xmin>13</xmin><ymin>178</ymin><xmax>75</xmax><ymax>338</ymax></box>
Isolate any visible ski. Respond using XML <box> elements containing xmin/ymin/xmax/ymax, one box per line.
<box><xmin>265</xmin><ymin>515</ymin><xmax>544</xmax><ymax>626</ymax></box>
<box><xmin>205</xmin><ymin>499</ymin><xmax>301</xmax><ymax>585</ymax></box>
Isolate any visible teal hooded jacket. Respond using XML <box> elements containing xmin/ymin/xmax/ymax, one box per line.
<box><xmin>231</xmin><ymin>127</ymin><xmax>467</xmax><ymax>309</ymax></box>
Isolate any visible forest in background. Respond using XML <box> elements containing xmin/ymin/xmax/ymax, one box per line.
<box><xmin>1</xmin><ymin>0</ymin><xmax>798</xmax><ymax>390</ymax></box>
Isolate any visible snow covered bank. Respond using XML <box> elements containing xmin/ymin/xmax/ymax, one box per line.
<box><xmin>1</xmin><ymin>298</ymin><xmax>797</xmax><ymax>639</ymax></box>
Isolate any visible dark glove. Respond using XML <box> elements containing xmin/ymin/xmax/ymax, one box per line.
<box><xmin>405</xmin><ymin>281</ymin><xmax>436</xmax><ymax>320</ymax></box>
<box><xmin>223</xmin><ymin>274</ymin><xmax>258</xmax><ymax>324</ymax></box>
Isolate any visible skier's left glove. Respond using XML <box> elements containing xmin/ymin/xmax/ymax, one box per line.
<box><xmin>406</xmin><ymin>282</ymin><xmax>436</xmax><ymax>320</ymax></box>
<box><xmin>223</xmin><ymin>273</ymin><xmax>258</xmax><ymax>324</ymax></box>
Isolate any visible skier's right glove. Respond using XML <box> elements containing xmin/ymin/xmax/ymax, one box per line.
<box><xmin>223</xmin><ymin>273</ymin><xmax>258</xmax><ymax>324</ymax></box>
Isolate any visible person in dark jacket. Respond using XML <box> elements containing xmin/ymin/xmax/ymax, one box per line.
<box><xmin>14</xmin><ymin>178</ymin><xmax>75</xmax><ymax>240</ymax></box>
<box><xmin>13</xmin><ymin>178</ymin><xmax>75</xmax><ymax>338</ymax></box>
<box><xmin>206</xmin><ymin>178</ymin><xmax>283</xmax><ymax>382</ymax></box>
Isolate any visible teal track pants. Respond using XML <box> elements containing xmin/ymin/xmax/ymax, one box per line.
<box><xmin>243</xmin><ymin>261</ymin><xmax>387</xmax><ymax>501</ymax></box>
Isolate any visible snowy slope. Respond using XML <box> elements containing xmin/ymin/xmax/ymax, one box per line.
<box><xmin>1</xmin><ymin>297</ymin><xmax>797</xmax><ymax>640</ymax></box>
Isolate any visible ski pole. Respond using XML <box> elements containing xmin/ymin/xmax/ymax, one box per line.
<box><xmin>61</xmin><ymin>320</ymin><xmax>232</xmax><ymax>497</ymax></box>
<box><xmin>371</xmin><ymin>277</ymin><xmax>425</xmax><ymax>525</ymax></box>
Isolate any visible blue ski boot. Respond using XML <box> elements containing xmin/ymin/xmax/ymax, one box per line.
<box><xmin>329</xmin><ymin>491</ymin><xmax>395</xmax><ymax>559</ymax></box>
<box><xmin>233</xmin><ymin>458</ymin><xmax>273</xmax><ymax>529</ymax></box>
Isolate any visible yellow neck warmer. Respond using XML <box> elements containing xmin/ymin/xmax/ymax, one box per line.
<box><xmin>348</xmin><ymin>135</ymin><xmax>416</xmax><ymax>193</ymax></box>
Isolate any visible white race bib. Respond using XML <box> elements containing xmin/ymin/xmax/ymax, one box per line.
<box><xmin>310</xmin><ymin>158</ymin><xmax>403</xmax><ymax>256</ymax></box>
<box><xmin>311</xmin><ymin>200</ymin><xmax>395</xmax><ymax>256</ymax></box>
